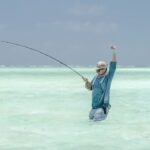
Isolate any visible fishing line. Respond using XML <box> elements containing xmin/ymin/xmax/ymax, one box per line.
<box><xmin>1</xmin><ymin>41</ymin><xmax>83</xmax><ymax>78</ymax></box>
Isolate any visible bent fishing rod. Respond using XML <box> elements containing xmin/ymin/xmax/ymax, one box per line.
<box><xmin>1</xmin><ymin>41</ymin><xmax>83</xmax><ymax>78</ymax></box>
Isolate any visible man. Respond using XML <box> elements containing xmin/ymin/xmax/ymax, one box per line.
<box><xmin>82</xmin><ymin>45</ymin><xmax>117</xmax><ymax>121</ymax></box>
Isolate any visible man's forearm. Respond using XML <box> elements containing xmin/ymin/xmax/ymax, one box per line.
<box><xmin>112</xmin><ymin>50</ymin><xmax>117</xmax><ymax>62</ymax></box>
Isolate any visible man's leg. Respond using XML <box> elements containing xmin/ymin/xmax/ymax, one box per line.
<box><xmin>93</xmin><ymin>108</ymin><xmax>107</xmax><ymax>121</ymax></box>
<box><xmin>89</xmin><ymin>109</ymin><xmax>96</xmax><ymax>120</ymax></box>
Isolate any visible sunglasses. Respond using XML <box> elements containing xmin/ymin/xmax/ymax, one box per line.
<box><xmin>96</xmin><ymin>68</ymin><xmax>106</xmax><ymax>72</ymax></box>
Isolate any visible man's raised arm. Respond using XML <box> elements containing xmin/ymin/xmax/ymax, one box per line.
<box><xmin>111</xmin><ymin>45</ymin><xmax>117</xmax><ymax>62</ymax></box>
<box><xmin>108</xmin><ymin>45</ymin><xmax>117</xmax><ymax>79</ymax></box>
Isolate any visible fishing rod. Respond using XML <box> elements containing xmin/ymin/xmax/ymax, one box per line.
<box><xmin>1</xmin><ymin>41</ymin><xmax>83</xmax><ymax>78</ymax></box>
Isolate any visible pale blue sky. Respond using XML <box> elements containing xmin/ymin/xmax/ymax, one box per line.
<box><xmin>0</xmin><ymin>0</ymin><xmax>150</xmax><ymax>66</ymax></box>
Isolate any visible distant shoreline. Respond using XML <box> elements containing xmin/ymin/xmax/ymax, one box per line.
<box><xmin>0</xmin><ymin>65</ymin><xmax>150</xmax><ymax>69</ymax></box>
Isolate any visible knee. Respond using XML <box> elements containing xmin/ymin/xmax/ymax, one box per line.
<box><xmin>89</xmin><ymin>112</ymin><xmax>94</xmax><ymax>120</ymax></box>
<box><xmin>89</xmin><ymin>109</ymin><xmax>95</xmax><ymax>120</ymax></box>
<box><xmin>93</xmin><ymin>109</ymin><xmax>107</xmax><ymax>121</ymax></box>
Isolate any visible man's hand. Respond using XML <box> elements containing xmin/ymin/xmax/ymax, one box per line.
<box><xmin>82</xmin><ymin>76</ymin><xmax>89</xmax><ymax>82</ymax></box>
<box><xmin>82</xmin><ymin>76</ymin><xmax>92</xmax><ymax>90</ymax></box>
<box><xmin>110</xmin><ymin>45</ymin><xmax>117</xmax><ymax>50</ymax></box>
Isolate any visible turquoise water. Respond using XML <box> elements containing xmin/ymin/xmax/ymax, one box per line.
<box><xmin>0</xmin><ymin>67</ymin><xmax>150</xmax><ymax>150</ymax></box>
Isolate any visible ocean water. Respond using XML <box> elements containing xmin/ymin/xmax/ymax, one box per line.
<box><xmin>0</xmin><ymin>67</ymin><xmax>150</xmax><ymax>150</ymax></box>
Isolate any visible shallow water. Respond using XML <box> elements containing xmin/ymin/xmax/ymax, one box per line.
<box><xmin>0</xmin><ymin>67</ymin><xmax>150</xmax><ymax>150</ymax></box>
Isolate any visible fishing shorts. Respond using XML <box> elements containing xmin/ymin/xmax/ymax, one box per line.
<box><xmin>89</xmin><ymin>108</ymin><xmax>108</xmax><ymax>121</ymax></box>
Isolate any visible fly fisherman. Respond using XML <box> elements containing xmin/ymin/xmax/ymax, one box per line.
<box><xmin>82</xmin><ymin>45</ymin><xmax>117</xmax><ymax>121</ymax></box>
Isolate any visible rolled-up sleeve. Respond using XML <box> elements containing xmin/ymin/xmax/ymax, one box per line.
<box><xmin>103</xmin><ymin>61</ymin><xmax>117</xmax><ymax>107</ymax></box>
<box><xmin>108</xmin><ymin>61</ymin><xmax>117</xmax><ymax>80</ymax></box>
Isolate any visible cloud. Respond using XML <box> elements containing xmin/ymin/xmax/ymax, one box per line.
<box><xmin>35</xmin><ymin>21</ymin><xmax>118</xmax><ymax>34</ymax></box>
<box><xmin>69</xmin><ymin>4</ymin><xmax>105</xmax><ymax>16</ymax></box>
<box><xmin>35</xmin><ymin>2</ymin><xmax>117</xmax><ymax>35</ymax></box>
<box><xmin>67</xmin><ymin>21</ymin><xmax>118</xmax><ymax>34</ymax></box>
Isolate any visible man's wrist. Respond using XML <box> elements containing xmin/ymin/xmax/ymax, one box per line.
<box><xmin>112</xmin><ymin>50</ymin><xmax>116</xmax><ymax>55</ymax></box>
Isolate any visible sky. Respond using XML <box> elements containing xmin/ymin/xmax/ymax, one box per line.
<box><xmin>0</xmin><ymin>0</ymin><xmax>150</xmax><ymax>67</ymax></box>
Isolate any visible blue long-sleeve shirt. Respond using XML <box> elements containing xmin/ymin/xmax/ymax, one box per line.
<box><xmin>91</xmin><ymin>61</ymin><xmax>117</xmax><ymax>109</ymax></box>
